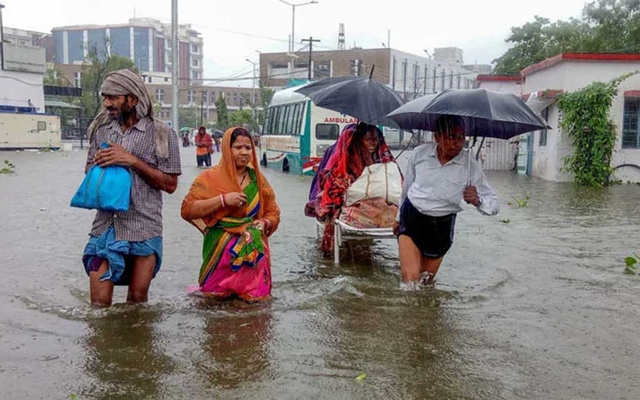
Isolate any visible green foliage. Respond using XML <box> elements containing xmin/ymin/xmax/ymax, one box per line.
<box><xmin>179</xmin><ymin>107</ymin><xmax>198</xmax><ymax>129</ymax></box>
<box><xmin>493</xmin><ymin>16</ymin><xmax>591</xmax><ymax>74</ymax></box>
<box><xmin>583</xmin><ymin>0</ymin><xmax>640</xmax><ymax>53</ymax></box>
<box><xmin>260</xmin><ymin>86</ymin><xmax>275</xmax><ymax>108</ymax></box>
<box><xmin>499</xmin><ymin>218</ymin><xmax>511</xmax><ymax>224</ymax></box>
<box><xmin>556</xmin><ymin>74</ymin><xmax>635</xmax><ymax>186</ymax></box>
<box><xmin>509</xmin><ymin>195</ymin><xmax>530</xmax><ymax>208</ymax></box>
<box><xmin>493</xmin><ymin>0</ymin><xmax>640</xmax><ymax>74</ymax></box>
<box><xmin>228</xmin><ymin>109</ymin><xmax>255</xmax><ymax>130</ymax></box>
<box><xmin>80</xmin><ymin>41</ymin><xmax>137</xmax><ymax>119</ymax></box>
<box><xmin>355</xmin><ymin>373</ymin><xmax>367</xmax><ymax>382</ymax></box>
<box><xmin>624</xmin><ymin>254</ymin><xmax>639</xmax><ymax>274</ymax></box>
<box><xmin>215</xmin><ymin>95</ymin><xmax>229</xmax><ymax>129</ymax></box>
<box><xmin>0</xmin><ymin>160</ymin><xmax>15</xmax><ymax>174</ymax></box>
<box><xmin>239</xmin><ymin>93</ymin><xmax>251</xmax><ymax>109</ymax></box>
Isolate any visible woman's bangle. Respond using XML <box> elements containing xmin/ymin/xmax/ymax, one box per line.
<box><xmin>220</xmin><ymin>194</ymin><xmax>225</xmax><ymax>208</ymax></box>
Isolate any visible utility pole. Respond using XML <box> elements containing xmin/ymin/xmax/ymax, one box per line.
<box><xmin>279</xmin><ymin>0</ymin><xmax>318</xmax><ymax>52</ymax></box>
<box><xmin>171</xmin><ymin>0</ymin><xmax>179</xmax><ymax>131</ymax></box>
<box><xmin>200</xmin><ymin>90</ymin><xmax>205</xmax><ymax>127</ymax></box>
<box><xmin>301</xmin><ymin>37</ymin><xmax>320</xmax><ymax>80</ymax></box>
<box><xmin>0</xmin><ymin>3</ymin><xmax>6</xmax><ymax>71</ymax></box>
<box><xmin>245</xmin><ymin>59</ymin><xmax>258</xmax><ymax>132</ymax></box>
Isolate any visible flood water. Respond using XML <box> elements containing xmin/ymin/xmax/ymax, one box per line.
<box><xmin>1</xmin><ymin>146</ymin><xmax>639</xmax><ymax>399</ymax></box>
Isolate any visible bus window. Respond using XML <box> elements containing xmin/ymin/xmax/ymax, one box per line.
<box><xmin>264</xmin><ymin>108</ymin><xmax>272</xmax><ymax>134</ymax></box>
<box><xmin>285</xmin><ymin>105</ymin><xmax>296</xmax><ymax>134</ymax></box>
<box><xmin>293</xmin><ymin>103</ymin><xmax>304</xmax><ymax>135</ymax></box>
<box><xmin>278</xmin><ymin>106</ymin><xmax>289</xmax><ymax>134</ymax></box>
<box><xmin>316</xmin><ymin>123</ymin><xmax>340</xmax><ymax>140</ymax></box>
<box><xmin>273</xmin><ymin>107</ymin><xmax>282</xmax><ymax>134</ymax></box>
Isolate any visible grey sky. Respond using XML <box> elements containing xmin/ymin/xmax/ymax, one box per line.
<box><xmin>2</xmin><ymin>0</ymin><xmax>588</xmax><ymax>87</ymax></box>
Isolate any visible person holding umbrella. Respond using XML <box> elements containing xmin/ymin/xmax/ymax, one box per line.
<box><xmin>393</xmin><ymin>115</ymin><xmax>499</xmax><ymax>288</ymax></box>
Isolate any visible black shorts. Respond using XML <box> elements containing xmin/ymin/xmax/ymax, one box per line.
<box><xmin>398</xmin><ymin>198</ymin><xmax>457</xmax><ymax>259</ymax></box>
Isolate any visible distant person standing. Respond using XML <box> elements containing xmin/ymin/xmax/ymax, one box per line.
<box><xmin>195</xmin><ymin>125</ymin><xmax>213</xmax><ymax>168</ymax></box>
<box><xmin>81</xmin><ymin>68</ymin><xmax>182</xmax><ymax>307</ymax></box>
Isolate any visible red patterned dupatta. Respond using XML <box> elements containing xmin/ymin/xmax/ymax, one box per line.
<box><xmin>316</xmin><ymin>123</ymin><xmax>394</xmax><ymax>255</ymax></box>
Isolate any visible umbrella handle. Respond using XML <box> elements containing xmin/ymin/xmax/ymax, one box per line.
<box><xmin>467</xmin><ymin>136</ymin><xmax>477</xmax><ymax>186</ymax></box>
<box><xmin>467</xmin><ymin>145</ymin><xmax>472</xmax><ymax>186</ymax></box>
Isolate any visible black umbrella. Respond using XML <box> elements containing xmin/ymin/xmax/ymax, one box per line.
<box><xmin>386</xmin><ymin>88</ymin><xmax>549</xmax><ymax>140</ymax></box>
<box><xmin>294</xmin><ymin>67</ymin><xmax>404</xmax><ymax>126</ymax></box>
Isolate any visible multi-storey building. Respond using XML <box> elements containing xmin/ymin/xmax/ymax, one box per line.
<box><xmin>146</xmin><ymin>79</ymin><xmax>261</xmax><ymax>124</ymax></box>
<box><xmin>51</xmin><ymin>18</ymin><xmax>203</xmax><ymax>84</ymax></box>
<box><xmin>259</xmin><ymin>46</ymin><xmax>487</xmax><ymax>100</ymax></box>
<box><xmin>51</xmin><ymin>63</ymin><xmax>260</xmax><ymax>125</ymax></box>
<box><xmin>2</xmin><ymin>27</ymin><xmax>53</xmax><ymax>62</ymax></box>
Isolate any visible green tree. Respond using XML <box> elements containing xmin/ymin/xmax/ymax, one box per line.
<box><xmin>215</xmin><ymin>95</ymin><xmax>229</xmax><ymax>129</ymax></box>
<box><xmin>582</xmin><ymin>0</ymin><xmax>640</xmax><ymax>52</ymax></box>
<box><xmin>493</xmin><ymin>16</ymin><xmax>589</xmax><ymax>74</ymax></box>
<box><xmin>493</xmin><ymin>0</ymin><xmax>640</xmax><ymax>74</ymax></box>
<box><xmin>228</xmin><ymin>109</ymin><xmax>254</xmax><ymax>129</ymax></box>
<box><xmin>79</xmin><ymin>42</ymin><xmax>137</xmax><ymax>119</ymax></box>
<box><xmin>179</xmin><ymin>107</ymin><xmax>198</xmax><ymax>129</ymax></box>
<box><xmin>260</xmin><ymin>85</ymin><xmax>274</xmax><ymax>108</ymax></box>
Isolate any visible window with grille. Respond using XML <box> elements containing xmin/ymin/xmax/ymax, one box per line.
<box><xmin>623</xmin><ymin>97</ymin><xmax>640</xmax><ymax>148</ymax></box>
<box><xmin>539</xmin><ymin>107</ymin><xmax>549</xmax><ymax>146</ymax></box>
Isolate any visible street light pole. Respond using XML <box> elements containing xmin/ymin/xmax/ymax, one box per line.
<box><xmin>278</xmin><ymin>0</ymin><xmax>318</xmax><ymax>52</ymax></box>
<box><xmin>0</xmin><ymin>3</ymin><xmax>5</xmax><ymax>71</ymax></box>
<box><xmin>171</xmin><ymin>0</ymin><xmax>179</xmax><ymax>131</ymax></box>
<box><xmin>246</xmin><ymin>59</ymin><xmax>258</xmax><ymax>131</ymax></box>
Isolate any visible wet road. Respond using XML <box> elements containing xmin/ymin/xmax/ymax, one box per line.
<box><xmin>1</xmin><ymin>146</ymin><xmax>639</xmax><ymax>399</ymax></box>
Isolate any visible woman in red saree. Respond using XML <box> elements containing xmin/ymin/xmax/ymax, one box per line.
<box><xmin>181</xmin><ymin>127</ymin><xmax>280</xmax><ymax>301</ymax></box>
<box><xmin>316</xmin><ymin>122</ymin><xmax>394</xmax><ymax>256</ymax></box>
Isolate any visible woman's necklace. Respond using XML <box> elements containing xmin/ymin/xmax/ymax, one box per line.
<box><xmin>239</xmin><ymin>171</ymin><xmax>248</xmax><ymax>186</ymax></box>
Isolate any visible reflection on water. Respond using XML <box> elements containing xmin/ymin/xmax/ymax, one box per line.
<box><xmin>1</xmin><ymin>148</ymin><xmax>640</xmax><ymax>399</ymax></box>
<box><xmin>82</xmin><ymin>307</ymin><xmax>174</xmax><ymax>400</ymax></box>
<box><xmin>196</xmin><ymin>300</ymin><xmax>272</xmax><ymax>391</ymax></box>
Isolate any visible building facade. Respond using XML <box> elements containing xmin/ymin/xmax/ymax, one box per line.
<box><xmin>52</xmin><ymin>64</ymin><xmax>261</xmax><ymax>126</ymax></box>
<box><xmin>51</xmin><ymin>18</ymin><xmax>203</xmax><ymax>84</ymax></box>
<box><xmin>521</xmin><ymin>53</ymin><xmax>640</xmax><ymax>183</ymax></box>
<box><xmin>259</xmin><ymin>46</ymin><xmax>481</xmax><ymax>100</ymax></box>
<box><xmin>146</xmin><ymin>81</ymin><xmax>260</xmax><ymax>124</ymax></box>
<box><xmin>0</xmin><ymin>19</ymin><xmax>61</xmax><ymax>149</ymax></box>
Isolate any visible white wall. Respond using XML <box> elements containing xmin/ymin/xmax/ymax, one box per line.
<box><xmin>523</xmin><ymin>60</ymin><xmax>640</xmax><ymax>182</ymax></box>
<box><xmin>0</xmin><ymin>113</ymin><xmax>61</xmax><ymax>149</ymax></box>
<box><xmin>0</xmin><ymin>69</ymin><xmax>46</xmax><ymax>112</ymax></box>
<box><xmin>476</xmin><ymin>80</ymin><xmax>522</xmax><ymax>95</ymax></box>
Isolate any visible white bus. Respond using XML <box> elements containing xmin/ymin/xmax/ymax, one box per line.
<box><xmin>259</xmin><ymin>83</ymin><xmax>358</xmax><ymax>175</ymax></box>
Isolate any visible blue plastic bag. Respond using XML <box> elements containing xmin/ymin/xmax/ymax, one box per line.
<box><xmin>70</xmin><ymin>142</ymin><xmax>132</xmax><ymax>212</ymax></box>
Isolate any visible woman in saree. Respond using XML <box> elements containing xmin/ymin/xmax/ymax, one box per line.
<box><xmin>315</xmin><ymin>122</ymin><xmax>395</xmax><ymax>257</ymax></box>
<box><xmin>181</xmin><ymin>127</ymin><xmax>280</xmax><ymax>301</ymax></box>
